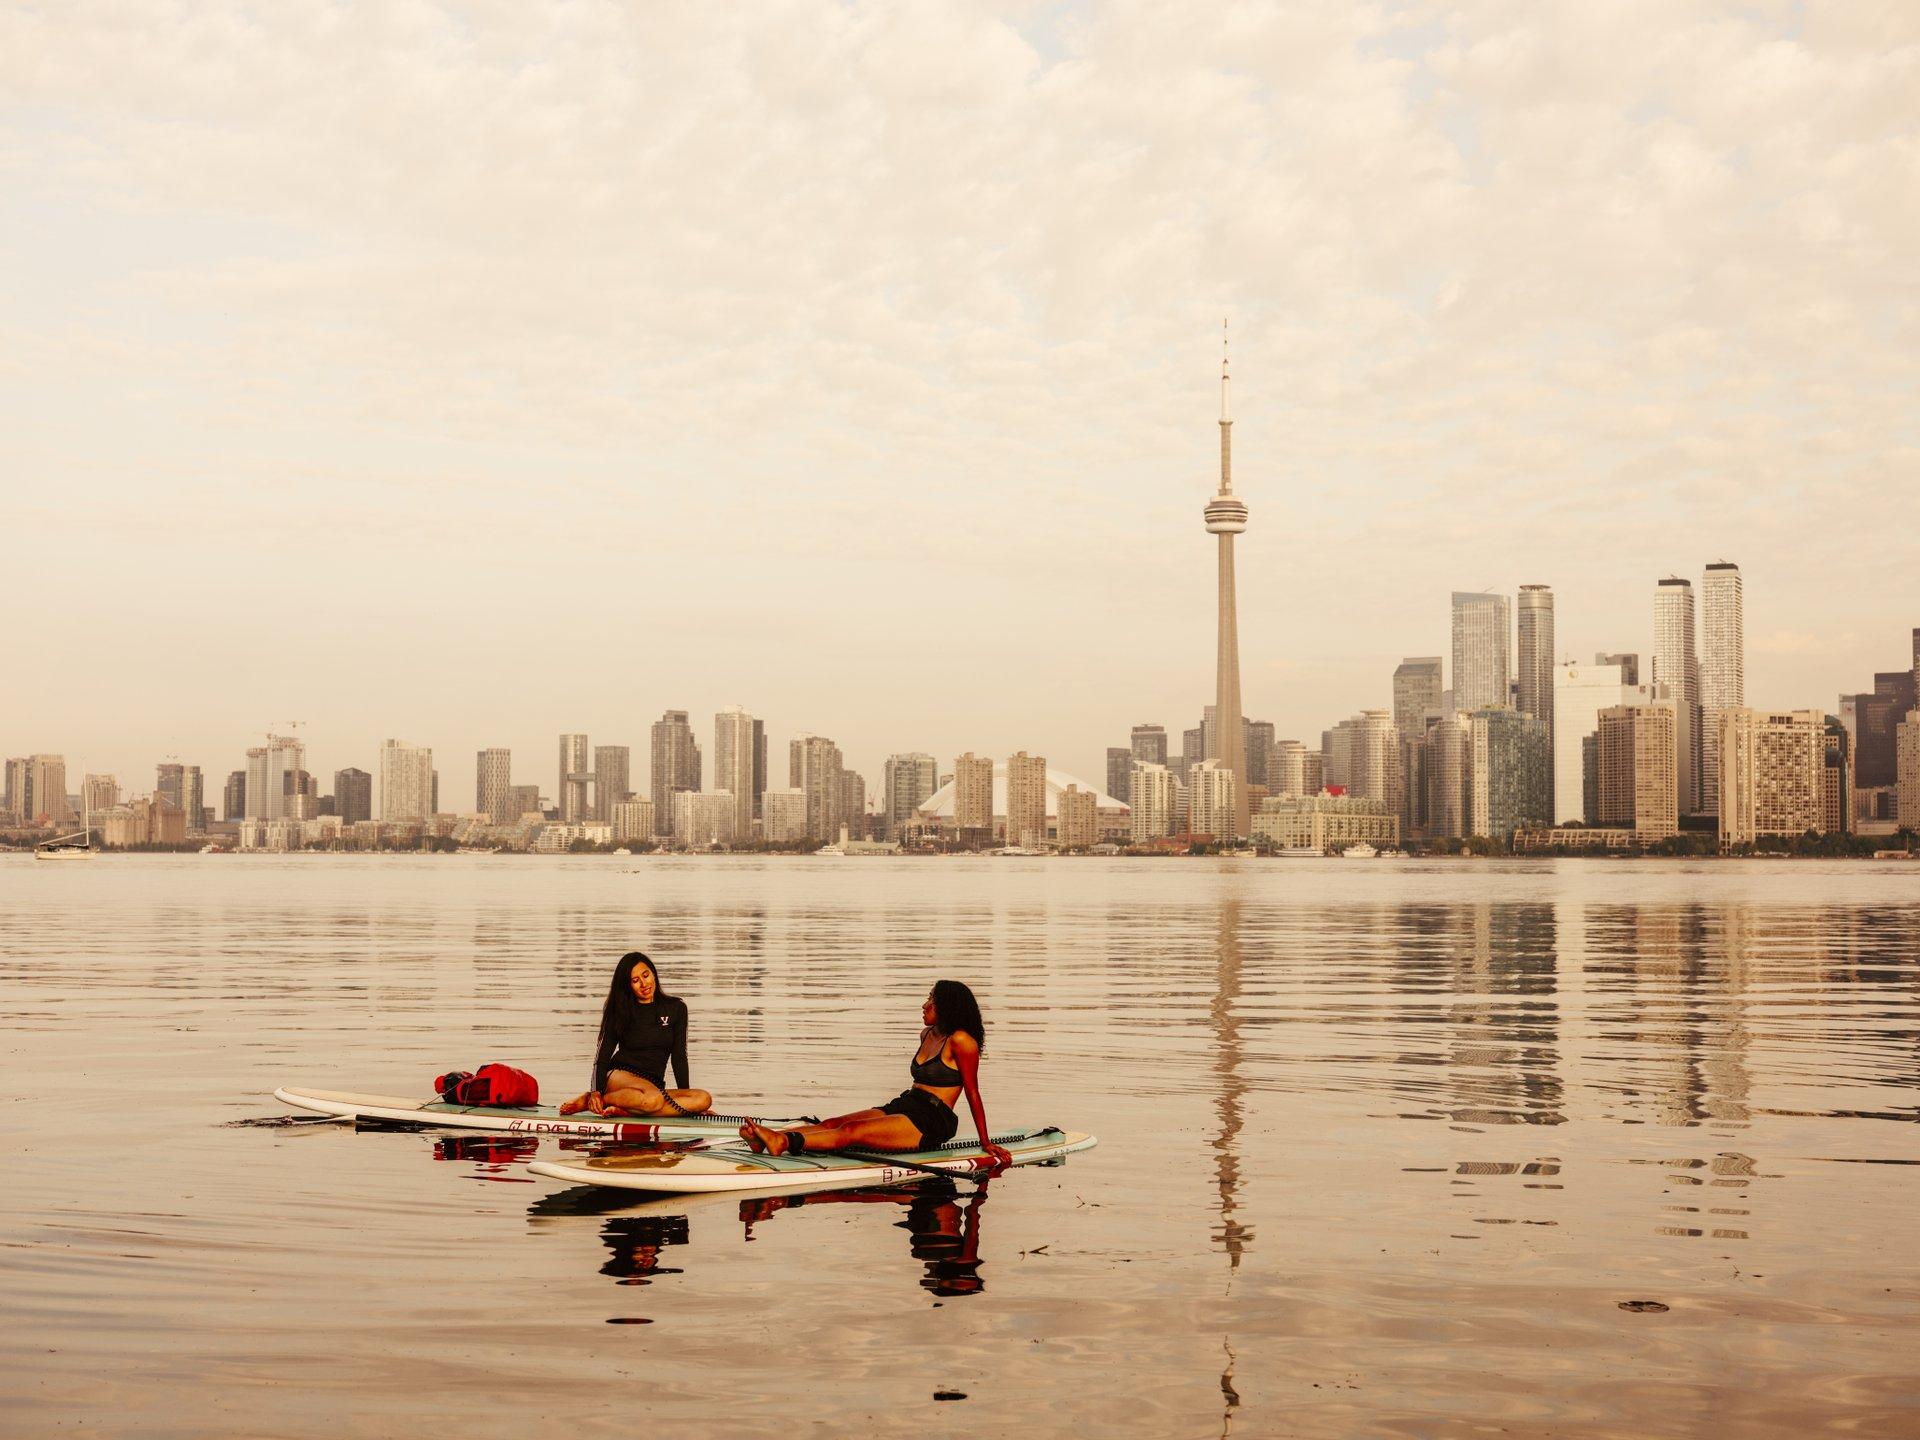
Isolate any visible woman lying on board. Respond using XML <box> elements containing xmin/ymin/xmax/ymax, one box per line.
<box><xmin>739</xmin><ymin>980</ymin><xmax>1012</xmax><ymax>1172</ymax></box>
<box><xmin>558</xmin><ymin>951</ymin><xmax>714</xmax><ymax>1117</ymax></box>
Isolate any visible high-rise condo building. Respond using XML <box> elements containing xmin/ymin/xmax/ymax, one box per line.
<box><xmin>840</xmin><ymin>771</ymin><xmax>866</xmax><ymax>841</ymax></box>
<box><xmin>673</xmin><ymin>790</ymin><xmax>735</xmax><ymax>849</ymax></box>
<box><xmin>557</xmin><ymin>733</ymin><xmax>591</xmax><ymax>823</ymax></box>
<box><xmin>1005</xmin><ymin>751</ymin><xmax>1048</xmax><ymax>848</ymax></box>
<box><xmin>1421</xmin><ymin>715</ymin><xmax>1472</xmax><ymax>840</ymax></box>
<box><xmin>1130</xmin><ymin>724</ymin><xmax>1169</xmax><ymax>767</ymax></box>
<box><xmin>1056</xmin><ymin>784</ymin><xmax>1097</xmax><ymax>849</ymax></box>
<box><xmin>649</xmin><ymin>710</ymin><xmax>701</xmax><ymax>838</ymax></box>
<box><xmin>155</xmin><ymin>764</ymin><xmax>203</xmax><ymax>828</ymax></box>
<box><xmin>611</xmin><ymin>797</ymin><xmax>655</xmax><ymax>843</ymax></box>
<box><xmin>223</xmin><ymin>770</ymin><xmax>246</xmax><ymax>821</ymax></box>
<box><xmin>1652</xmin><ymin>577</ymin><xmax>1701</xmax><ymax>816</ymax></box>
<box><xmin>1822</xmin><ymin>721</ymin><xmax>1852</xmax><ymax>836</ymax></box>
<box><xmin>244</xmin><ymin>736</ymin><xmax>304</xmax><ymax>822</ymax></box>
<box><xmin>1897</xmin><ymin>712</ymin><xmax>1920</xmax><ymax>831</ymax></box>
<box><xmin>1718</xmin><ymin>709</ymin><xmax>1824</xmax><ymax>847</ymax></box>
<box><xmin>1699</xmin><ymin>562</ymin><xmax>1745</xmax><ymax>817</ymax></box>
<box><xmin>1202</xmin><ymin>327</ymin><xmax>1251</xmax><ymax>840</ymax></box>
<box><xmin>1551</xmin><ymin>661</ymin><xmax>1626</xmax><ymax>822</ymax></box>
<box><xmin>1301</xmin><ymin>751</ymin><xmax>1324</xmax><ymax>798</ymax></box>
<box><xmin>883</xmin><ymin>753</ymin><xmax>939</xmax><ymax>839</ymax></box>
<box><xmin>761</xmin><ymin>789</ymin><xmax>808</xmax><ymax>844</ymax></box>
<box><xmin>1245</xmin><ymin>720</ymin><xmax>1275</xmax><ymax>789</ymax></box>
<box><xmin>1321</xmin><ymin>727</ymin><xmax>1351</xmax><ymax>791</ymax></box>
<box><xmin>379</xmin><ymin>739</ymin><xmax>434</xmax><ymax>822</ymax></box>
<box><xmin>788</xmin><ymin>734</ymin><xmax>844</xmax><ymax>843</ymax></box>
<box><xmin>593</xmin><ymin>745</ymin><xmax>631</xmax><ymax>824</ymax></box>
<box><xmin>82</xmin><ymin>774</ymin><xmax>119</xmax><ymax>814</ymax></box>
<box><xmin>1270</xmin><ymin>740</ymin><xmax>1309</xmax><ymax>798</ymax></box>
<box><xmin>1597</xmin><ymin>705</ymin><xmax>1678</xmax><ymax>839</ymax></box>
<box><xmin>1468</xmin><ymin>709</ymin><xmax>1550</xmax><ymax>842</ymax></box>
<box><xmin>475</xmin><ymin>749</ymin><xmax>512</xmax><ymax>823</ymax></box>
<box><xmin>504</xmin><ymin>784</ymin><xmax>541</xmax><ymax>823</ymax></box>
<box><xmin>1188</xmin><ymin>760</ymin><xmax>1237</xmax><ymax>841</ymax></box>
<box><xmin>1129</xmin><ymin>763</ymin><xmax>1176</xmax><ymax>844</ymax></box>
<box><xmin>1516</xmin><ymin>586</ymin><xmax>1555</xmax><ymax>755</ymax></box>
<box><xmin>751</xmin><ymin>718</ymin><xmax>767</xmax><ymax>821</ymax></box>
<box><xmin>1596</xmin><ymin>652</ymin><xmax>1640</xmax><ymax>686</ymax></box>
<box><xmin>1392</xmin><ymin>658</ymin><xmax>1444</xmax><ymax>740</ymax></box>
<box><xmin>333</xmin><ymin>767</ymin><xmax>372</xmax><ymax>825</ymax></box>
<box><xmin>1451</xmin><ymin>592</ymin><xmax>1512</xmax><ymax>714</ymax></box>
<box><xmin>713</xmin><ymin>708</ymin><xmax>757</xmax><ymax>841</ymax></box>
<box><xmin>1105</xmin><ymin>747</ymin><xmax>1133</xmax><ymax>807</ymax></box>
<box><xmin>953</xmin><ymin>753</ymin><xmax>994</xmax><ymax>843</ymax></box>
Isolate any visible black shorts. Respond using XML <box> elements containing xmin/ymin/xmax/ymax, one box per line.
<box><xmin>879</xmin><ymin>1088</ymin><xmax>959</xmax><ymax>1148</ymax></box>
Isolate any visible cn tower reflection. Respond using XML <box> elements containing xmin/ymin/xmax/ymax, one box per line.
<box><xmin>1212</xmin><ymin>898</ymin><xmax>1251</xmax><ymax>1434</ymax></box>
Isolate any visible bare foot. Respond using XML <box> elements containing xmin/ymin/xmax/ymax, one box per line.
<box><xmin>740</xmin><ymin>1120</ymin><xmax>789</xmax><ymax>1155</ymax></box>
<box><xmin>558</xmin><ymin>1092</ymin><xmax>594</xmax><ymax>1116</ymax></box>
<box><xmin>738</xmin><ymin>1122</ymin><xmax>765</xmax><ymax>1152</ymax></box>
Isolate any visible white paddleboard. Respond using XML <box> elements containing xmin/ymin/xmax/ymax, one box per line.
<box><xmin>526</xmin><ymin>1127</ymin><xmax>1097</xmax><ymax>1195</ymax></box>
<box><xmin>272</xmin><ymin>1086</ymin><xmax>814</xmax><ymax>1141</ymax></box>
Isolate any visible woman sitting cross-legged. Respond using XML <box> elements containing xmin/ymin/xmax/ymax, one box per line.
<box><xmin>740</xmin><ymin>980</ymin><xmax>1012</xmax><ymax>1172</ymax></box>
<box><xmin>558</xmin><ymin>951</ymin><xmax>714</xmax><ymax>1118</ymax></box>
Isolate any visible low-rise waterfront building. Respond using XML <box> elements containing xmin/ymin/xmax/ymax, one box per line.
<box><xmin>1253</xmin><ymin>793</ymin><xmax>1400</xmax><ymax>852</ymax></box>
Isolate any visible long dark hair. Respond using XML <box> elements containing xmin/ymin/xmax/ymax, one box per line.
<box><xmin>592</xmin><ymin>952</ymin><xmax>667</xmax><ymax>1090</ymax></box>
<box><xmin>929</xmin><ymin>979</ymin><xmax>985</xmax><ymax>1051</ymax></box>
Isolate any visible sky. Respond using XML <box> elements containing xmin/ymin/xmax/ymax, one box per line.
<box><xmin>4</xmin><ymin>1</ymin><xmax>1917</xmax><ymax>807</ymax></box>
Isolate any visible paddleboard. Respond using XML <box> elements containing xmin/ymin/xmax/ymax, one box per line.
<box><xmin>272</xmin><ymin>1086</ymin><xmax>815</xmax><ymax>1141</ymax></box>
<box><xmin>526</xmin><ymin>1126</ymin><xmax>1096</xmax><ymax>1195</ymax></box>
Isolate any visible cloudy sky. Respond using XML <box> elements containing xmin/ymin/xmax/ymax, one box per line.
<box><xmin>5</xmin><ymin>1</ymin><xmax>1916</xmax><ymax>804</ymax></box>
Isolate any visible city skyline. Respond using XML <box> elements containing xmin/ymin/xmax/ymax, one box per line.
<box><xmin>7</xmin><ymin>7</ymin><xmax>1916</xmax><ymax>795</ymax></box>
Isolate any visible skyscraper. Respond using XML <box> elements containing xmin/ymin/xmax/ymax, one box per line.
<box><xmin>649</xmin><ymin>710</ymin><xmax>700</xmax><ymax>838</ymax></box>
<box><xmin>1699</xmin><ymin>562</ymin><xmax>1745</xmax><ymax>817</ymax></box>
<box><xmin>839</xmin><ymin>771</ymin><xmax>866</xmax><ymax>840</ymax></box>
<box><xmin>1129</xmin><ymin>763</ymin><xmax>1176</xmax><ymax>843</ymax></box>
<box><xmin>223</xmin><ymin>770</ymin><xmax>246</xmax><ymax>822</ymax></box>
<box><xmin>788</xmin><ymin>734</ymin><xmax>844</xmax><ymax>843</ymax></box>
<box><xmin>883</xmin><ymin>753</ymin><xmax>939</xmax><ymax>839</ymax></box>
<box><xmin>1451</xmin><ymin>592</ymin><xmax>1512</xmax><ymax>714</ymax></box>
<box><xmin>1897</xmin><ymin>712</ymin><xmax>1920</xmax><ymax>831</ymax></box>
<box><xmin>1392</xmin><ymin>657</ymin><xmax>1444</xmax><ymax>740</ymax></box>
<box><xmin>379</xmin><ymin>740</ymin><xmax>434</xmax><ymax>822</ymax></box>
<box><xmin>244</xmin><ymin>736</ymin><xmax>304</xmax><ymax>822</ymax></box>
<box><xmin>155</xmin><ymin>763</ymin><xmax>203</xmax><ymax>827</ymax></box>
<box><xmin>1468</xmin><ymin>709</ymin><xmax>1550</xmax><ymax>842</ymax></box>
<box><xmin>82</xmin><ymin>774</ymin><xmax>119</xmax><ymax>814</ymax></box>
<box><xmin>751</xmin><ymin>718</ymin><xmax>767</xmax><ymax>822</ymax></box>
<box><xmin>1596</xmin><ymin>652</ymin><xmax>1640</xmax><ymax>686</ymax></box>
<box><xmin>1203</xmin><ymin>326</ymin><xmax>1251</xmax><ymax>840</ymax></box>
<box><xmin>1130</xmin><ymin>724</ymin><xmax>1169</xmax><ymax>767</ymax></box>
<box><xmin>334</xmin><ymin>767</ymin><xmax>372</xmax><ymax>825</ymax></box>
<box><xmin>1270</xmin><ymin>739</ymin><xmax>1308</xmax><ymax>797</ymax></box>
<box><xmin>953</xmin><ymin>753</ymin><xmax>993</xmax><ymax>844</ymax></box>
<box><xmin>1105</xmin><ymin>747</ymin><xmax>1133</xmax><ymax>806</ymax></box>
<box><xmin>1516</xmin><ymin>585</ymin><xmax>1554</xmax><ymax>755</ymax></box>
<box><xmin>1551</xmin><ymin>660</ymin><xmax>1624</xmax><ymax>823</ymax></box>
<box><xmin>1188</xmin><ymin>760</ymin><xmax>1237</xmax><ymax>841</ymax></box>
<box><xmin>593</xmin><ymin>745</ymin><xmax>631</xmax><ymax>824</ymax></box>
<box><xmin>1245</xmin><ymin>719</ymin><xmax>1275</xmax><ymax>789</ymax></box>
<box><xmin>1005</xmin><ymin>751</ymin><xmax>1048</xmax><ymax>848</ymax></box>
<box><xmin>713</xmin><ymin>708</ymin><xmax>757</xmax><ymax>842</ymax></box>
<box><xmin>1597</xmin><ymin>705</ymin><xmax>1678</xmax><ymax>838</ymax></box>
<box><xmin>1056</xmin><ymin>784</ymin><xmax>1097</xmax><ymax>849</ymax></box>
<box><xmin>475</xmin><ymin>748</ymin><xmax>512</xmax><ymax>822</ymax></box>
<box><xmin>557</xmin><ymin>733</ymin><xmax>591</xmax><ymax>823</ymax></box>
<box><xmin>1653</xmin><ymin>577</ymin><xmax>1702</xmax><ymax>817</ymax></box>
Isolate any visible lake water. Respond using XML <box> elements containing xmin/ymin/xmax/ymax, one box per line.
<box><xmin>3</xmin><ymin>855</ymin><xmax>1917</xmax><ymax>1437</ymax></box>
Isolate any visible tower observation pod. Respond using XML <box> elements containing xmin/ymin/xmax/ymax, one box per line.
<box><xmin>1204</xmin><ymin>321</ymin><xmax>1250</xmax><ymax>841</ymax></box>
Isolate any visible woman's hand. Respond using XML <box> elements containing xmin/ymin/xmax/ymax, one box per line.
<box><xmin>982</xmin><ymin>1143</ymin><xmax>1013</xmax><ymax>1174</ymax></box>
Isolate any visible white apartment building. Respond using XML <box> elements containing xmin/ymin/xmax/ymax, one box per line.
<box><xmin>379</xmin><ymin>739</ymin><xmax>435</xmax><ymax>822</ymax></box>
<box><xmin>1652</xmin><ymin>577</ymin><xmax>1702</xmax><ymax>816</ymax></box>
<box><xmin>1451</xmin><ymin>591</ymin><xmax>1512</xmax><ymax>714</ymax></box>
<box><xmin>1718</xmin><ymin>708</ymin><xmax>1823</xmax><ymax>847</ymax></box>
<box><xmin>713</xmin><ymin>707</ymin><xmax>758</xmax><ymax>845</ymax></box>
<box><xmin>761</xmin><ymin>788</ymin><xmax>808</xmax><ymax>844</ymax></box>
<box><xmin>611</xmin><ymin>798</ymin><xmax>656</xmax><ymax>843</ymax></box>
<box><xmin>1699</xmin><ymin>562</ymin><xmax>1745</xmax><ymax>817</ymax></box>
<box><xmin>673</xmin><ymin>789</ymin><xmax>736</xmax><ymax>848</ymax></box>
<box><xmin>1188</xmin><ymin>760</ymin><xmax>1237</xmax><ymax>840</ymax></box>
<box><xmin>1129</xmin><ymin>762</ymin><xmax>1176</xmax><ymax>843</ymax></box>
<box><xmin>245</xmin><ymin>735</ymin><xmax>306</xmax><ymax>822</ymax></box>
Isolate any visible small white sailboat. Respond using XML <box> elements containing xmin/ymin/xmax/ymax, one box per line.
<box><xmin>36</xmin><ymin>796</ymin><xmax>97</xmax><ymax>860</ymax></box>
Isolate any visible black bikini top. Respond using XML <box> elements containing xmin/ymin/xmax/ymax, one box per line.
<box><xmin>910</xmin><ymin>1031</ymin><xmax>964</xmax><ymax>1086</ymax></box>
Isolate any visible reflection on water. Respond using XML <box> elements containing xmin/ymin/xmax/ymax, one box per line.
<box><xmin>3</xmin><ymin>857</ymin><xmax>1919</xmax><ymax>1438</ymax></box>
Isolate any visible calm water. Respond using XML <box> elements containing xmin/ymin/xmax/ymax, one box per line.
<box><xmin>3</xmin><ymin>855</ymin><xmax>1918</xmax><ymax>1437</ymax></box>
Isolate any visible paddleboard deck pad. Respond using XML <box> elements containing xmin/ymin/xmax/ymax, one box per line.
<box><xmin>526</xmin><ymin>1127</ymin><xmax>1096</xmax><ymax>1194</ymax></box>
<box><xmin>272</xmin><ymin>1086</ymin><xmax>816</xmax><ymax>1141</ymax></box>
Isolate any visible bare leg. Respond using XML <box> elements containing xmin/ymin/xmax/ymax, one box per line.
<box><xmin>741</xmin><ymin>1113</ymin><xmax>927</xmax><ymax>1157</ymax></box>
<box><xmin>600</xmin><ymin>1071</ymin><xmax>714</xmax><ymax>1117</ymax></box>
<box><xmin>558</xmin><ymin>1091</ymin><xmax>600</xmax><ymax>1116</ymax></box>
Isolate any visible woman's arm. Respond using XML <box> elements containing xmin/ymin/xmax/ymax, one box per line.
<box><xmin>949</xmin><ymin>1034</ymin><xmax>1011</xmax><ymax>1172</ymax></box>
<box><xmin>670</xmin><ymin>1000</ymin><xmax>691</xmax><ymax>1091</ymax></box>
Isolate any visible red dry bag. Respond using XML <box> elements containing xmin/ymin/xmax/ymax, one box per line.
<box><xmin>434</xmin><ymin>1063</ymin><xmax>541</xmax><ymax>1108</ymax></box>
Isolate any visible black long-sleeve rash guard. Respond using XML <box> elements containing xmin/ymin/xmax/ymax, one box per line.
<box><xmin>600</xmin><ymin>995</ymin><xmax>691</xmax><ymax>1091</ymax></box>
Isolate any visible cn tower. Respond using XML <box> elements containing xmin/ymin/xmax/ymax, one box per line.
<box><xmin>1204</xmin><ymin>321</ymin><xmax>1250</xmax><ymax>840</ymax></box>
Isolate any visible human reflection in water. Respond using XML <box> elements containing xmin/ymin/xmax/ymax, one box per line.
<box><xmin>599</xmin><ymin>1214</ymin><xmax>690</xmax><ymax>1286</ymax></box>
<box><xmin>738</xmin><ymin>1179</ymin><xmax>990</xmax><ymax>1299</ymax></box>
<box><xmin>433</xmin><ymin>1135</ymin><xmax>539</xmax><ymax>1173</ymax></box>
